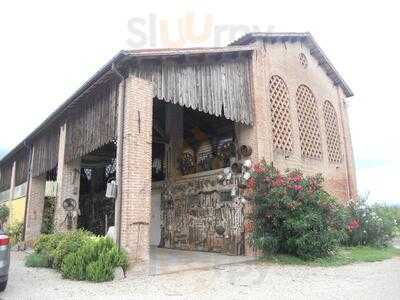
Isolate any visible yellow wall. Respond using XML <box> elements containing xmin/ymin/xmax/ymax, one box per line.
<box><xmin>7</xmin><ymin>197</ymin><xmax>26</xmax><ymax>224</ymax></box>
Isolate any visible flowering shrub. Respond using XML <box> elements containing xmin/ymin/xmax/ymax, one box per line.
<box><xmin>346</xmin><ymin>198</ymin><xmax>396</xmax><ymax>247</ymax></box>
<box><xmin>248</xmin><ymin>161</ymin><xmax>348</xmax><ymax>259</ymax></box>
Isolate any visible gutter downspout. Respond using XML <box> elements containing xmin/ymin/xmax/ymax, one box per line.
<box><xmin>22</xmin><ymin>141</ymin><xmax>33</xmax><ymax>241</ymax></box>
<box><xmin>112</xmin><ymin>62</ymin><xmax>126</xmax><ymax>248</ymax></box>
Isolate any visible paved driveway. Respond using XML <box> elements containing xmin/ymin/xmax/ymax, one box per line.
<box><xmin>2</xmin><ymin>251</ymin><xmax>400</xmax><ymax>299</ymax></box>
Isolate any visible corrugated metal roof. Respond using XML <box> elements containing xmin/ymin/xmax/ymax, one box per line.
<box><xmin>230</xmin><ymin>32</ymin><xmax>353</xmax><ymax>97</ymax></box>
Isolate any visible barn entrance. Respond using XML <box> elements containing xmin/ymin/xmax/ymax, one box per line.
<box><xmin>78</xmin><ymin>142</ymin><xmax>116</xmax><ymax>235</ymax></box>
<box><xmin>152</xmin><ymin>99</ymin><xmax>246</xmax><ymax>255</ymax></box>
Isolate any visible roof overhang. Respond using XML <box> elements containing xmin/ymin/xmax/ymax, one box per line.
<box><xmin>0</xmin><ymin>45</ymin><xmax>254</xmax><ymax>164</ymax></box>
<box><xmin>230</xmin><ymin>32</ymin><xmax>354</xmax><ymax>98</ymax></box>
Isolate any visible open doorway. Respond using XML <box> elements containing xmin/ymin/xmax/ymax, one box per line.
<box><xmin>78</xmin><ymin>142</ymin><xmax>116</xmax><ymax>235</ymax></box>
<box><xmin>151</xmin><ymin>99</ymin><xmax>244</xmax><ymax>255</ymax></box>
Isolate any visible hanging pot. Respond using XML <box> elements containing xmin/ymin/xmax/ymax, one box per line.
<box><xmin>240</xmin><ymin>145</ymin><xmax>252</xmax><ymax>157</ymax></box>
<box><xmin>215</xmin><ymin>224</ymin><xmax>225</xmax><ymax>236</ymax></box>
<box><xmin>231</xmin><ymin>162</ymin><xmax>242</xmax><ymax>174</ymax></box>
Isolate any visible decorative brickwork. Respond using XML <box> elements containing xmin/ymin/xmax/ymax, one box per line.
<box><xmin>269</xmin><ymin>75</ymin><xmax>293</xmax><ymax>154</ymax></box>
<box><xmin>299</xmin><ymin>53</ymin><xmax>308</xmax><ymax>68</ymax></box>
<box><xmin>323</xmin><ymin>100</ymin><xmax>343</xmax><ymax>163</ymax></box>
<box><xmin>296</xmin><ymin>85</ymin><xmax>322</xmax><ymax>159</ymax></box>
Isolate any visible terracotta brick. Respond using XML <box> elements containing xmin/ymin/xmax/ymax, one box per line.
<box><xmin>119</xmin><ymin>76</ymin><xmax>153</xmax><ymax>263</ymax></box>
<box><xmin>24</xmin><ymin>174</ymin><xmax>46</xmax><ymax>242</ymax></box>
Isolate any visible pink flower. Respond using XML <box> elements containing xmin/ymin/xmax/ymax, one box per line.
<box><xmin>253</xmin><ymin>164</ymin><xmax>265</xmax><ymax>174</ymax></box>
<box><xmin>246</xmin><ymin>177</ymin><xmax>256</xmax><ymax>189</ymax></box>
<box><xmin>290</xmin><ymin>185</ymin><xmax>303</xmax><ymax>191</ymax></box>
<box><xmin>289</xmin><ymin>176</ymin><xmax>302</xmax><ymax>183</ymax></box>
<box><xmin>272</xmin><ymin>176</ymin><xmax>285</xmax><ymax>188</ymax></box>
<box><xmin>347</xmin><ymin>219</ymin><xmax>360</xmax><ymax>232</ymax></box>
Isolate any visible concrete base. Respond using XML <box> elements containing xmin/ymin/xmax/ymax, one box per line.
<box><xmin>129</xmin><ymin>246</ymin><xmax>255</xmax><ymax>276</ymax></box>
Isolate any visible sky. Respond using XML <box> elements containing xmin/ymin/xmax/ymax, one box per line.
<box><xmin>0</xmin><ymin>0</ymin><xmax>399</xmax><ymax>205</ymax></box>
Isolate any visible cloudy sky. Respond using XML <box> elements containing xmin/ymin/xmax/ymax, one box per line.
<box><xmin>0</xmin><ymin>1</ymin><xmax>399</xmax><ymax>205</ymax></box>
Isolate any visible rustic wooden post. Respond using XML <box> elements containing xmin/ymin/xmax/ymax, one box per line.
<box><xmin>54</xmin><ymin>123</ymin><xmax>81</xmax><ymax>232</ymax></box>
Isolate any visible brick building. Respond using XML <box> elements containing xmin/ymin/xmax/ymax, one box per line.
<box><xmin>0</xmin><ymin>32</ymin><xmax>356</xmax><ymax>264</ymax></box>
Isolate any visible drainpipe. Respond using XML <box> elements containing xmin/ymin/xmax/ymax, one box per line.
<box><xmin>22</xmin><ymin>141</ymin><xmax>33</xmax><ymax>240</ymax></box>
<box><xmin>112</xmin><ymin>62</ymin><xmax>126</xmax><ymax>248</ymax></box>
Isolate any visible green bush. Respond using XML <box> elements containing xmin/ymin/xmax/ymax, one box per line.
<box><xmin>249</xmin><ymin>161</ymin><xmax>349</xmax><ymax>260</ymax></box>
<box><xmin>61</xmin><ymin>252</ymin><xmax>87</xmax><ymax>280</ymax></box>
<box><xmin>52</xmin><ymin>230</ymin><xmax>92</xmax><ymax>270</ymax></box>
<box><xmin>85</xmin><ymin>259</ymin><xmax>114</xmax><ymax>282</ymax></box>
<box><xmin>346</xmin><ymin>198</ymin><xmax>397</xmax><ymax>247</ymax></box>
<box><xmin>41</xmin><ymin>197</ymin><xmax>56</xmax><ymax>234</ymax></box>
<box><xmin>0</xmin><ymin>204</ymin><xmax>9</xmax><ymax>228</ymax></box>
<box><xmin>6</xmin><ymin>222</ymin><xmax>24</xmax><ymax>245</ymax></box>
<box><xmin>61</xmin><ymin>236</ymin><xmax>128</xmax><ymax>281</ymax></box>
<box><xmin>29</xmin><ymin>231</ymin><xmax>128</xmax><ymax>282</ymax></box>
<box><xmin>25</xmin><ymin>253</ymin><xmax>51</xmax><ymax>268</ymax></box>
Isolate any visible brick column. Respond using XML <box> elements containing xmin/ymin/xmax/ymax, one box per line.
<box><xmin>238</xmin><ymin>42</ymin><xmax>272</xmax><ymax>256</ymax></box>
<box><xmin>25</xmin><ymin>172</ymin><xmax>46</xmax><ymax>242</ymax></box>
<box><xmin>119</xmin><ymin>76</ymin><xmax>153</xmax><ymax>263</ymax></box>
<box><xmin>54</xmin><ymin>123</ymin><xmax>81</xmax><ymax>232</ymax></box>
<box><xmin>7</xmin><ymin>161</ymin><xmax>16</xmax><ymax>226</ymax></box>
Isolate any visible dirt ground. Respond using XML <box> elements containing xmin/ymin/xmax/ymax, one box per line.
<box><xmin>1</xmin><ymin>250</ymin><xmax>400</xmax><ymax>300</ymax></box>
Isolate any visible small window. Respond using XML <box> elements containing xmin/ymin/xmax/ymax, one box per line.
<box><xmin>299</xmin><ymin>53</ymin><xmax>308</xmax><ymax>68</ymax></box>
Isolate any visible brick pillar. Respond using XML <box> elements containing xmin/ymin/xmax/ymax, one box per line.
<box><xmin>238</xmin><ymin>42</ymin><xmax>273</xmax><ymax>256</ymax></box>
<box><xmin>119</xmin><ymin>76</ymin><xmax>153</xmax><ymax>263</ymax></box>
<box><xmin>25</xmin><ymin>172</ymin><xmax>46</xmax><ymax>242</ymax></box>
<box><xmin>54</xmin><ymin>123</ymin><xmax>81</xmax><ymax>232</ymax></box>
<box><xmin>7</xmin><ymin>161</ymin><xmax>16</xmax><ymax>226</ymax></box>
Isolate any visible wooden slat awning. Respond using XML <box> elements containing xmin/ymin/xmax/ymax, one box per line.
<box><xmin>15</xmin><ymin>148</ymin><xmax>29</xmax><ymax>186</ymax></box>
<box><xmin>131</xmin><ymin>56</ymin><xmax>253</xmax><ymax>125</ymax></box>
<box><xmin>0</xmin><ymin>162</ymin><xmax>12</xmax><ymax>192</ymax></box>
<box><xmin>32</xmin><ymin>126</ymin><xmax>60</xmax><ymax>178</ymax></box>
<box><xmin>65</xmin><ymin>80</ymin><xmax>118</xmax><ymax>162</ymax></box>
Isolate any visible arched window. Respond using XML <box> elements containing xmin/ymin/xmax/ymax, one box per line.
<box><xmin>323</xmin><ymin>101</ymin><xmax>343</xmax><ymax>163</ymax></box>
<box><xmin>296</xmin><ymin>85</ymin><xmax>322</xmax><ymax>159</ymax></box>
<box><xmin>269</xmin><ymin>75</ymin><xmax>293</xmax><ymax>153</ymax></box>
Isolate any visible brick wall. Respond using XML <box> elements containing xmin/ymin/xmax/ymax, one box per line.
<box><xmin>238</xmin><ymin>40</ymin><xmax>357</xmax><ymax>256</ymax></box>
<box><xmin>119</xmin><ymin>76</ymin><xmax>153</xmax><ymax>263</ymax></box>
<box><xmin>25</xmin><ymin>174</ymin><xmax>46</xmax><ymax>242</ymax></box>
<box><xmin>248</xmin><ymin>40</ymin><xmax>357</xmax><ymax>202</ymax></box>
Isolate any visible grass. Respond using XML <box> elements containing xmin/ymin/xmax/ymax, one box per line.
<box><xmin>260</xmin><ymin>246</ymin><xmax>400</xmax><ymax>267</ymax></box>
